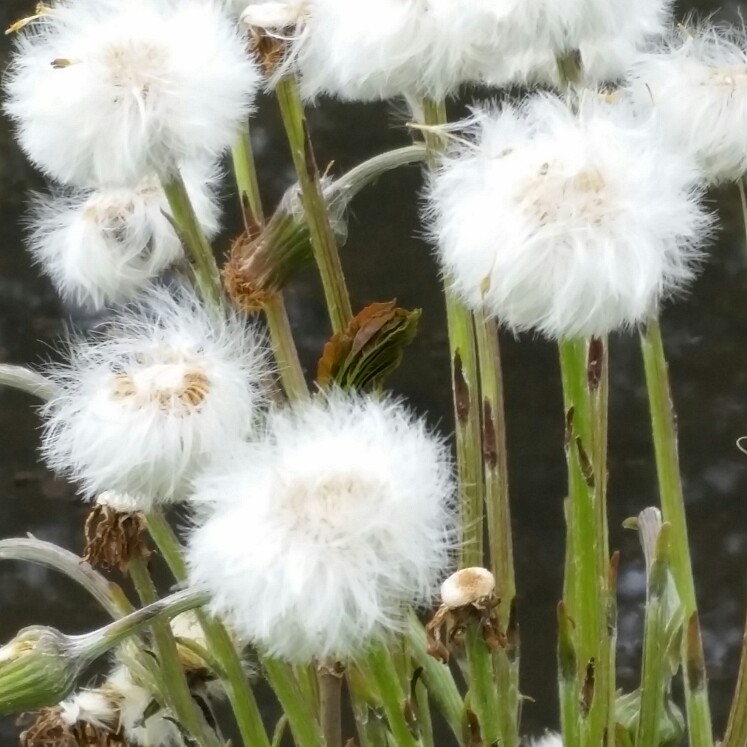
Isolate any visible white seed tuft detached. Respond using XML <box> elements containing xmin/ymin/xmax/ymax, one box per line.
<box><xmin>187</xmin><ymin>391</ymin><xmax>457</xmax><ymax>662</ymax></box>
<box><xmin>425</xmin><ymin>93</ymin><xmax>711</xmax><ymax>340</ymax></box>
<box><xmin>4</xmin><ymin>0</ymin><xmax>260</xmax><ymax>186</ymax></box>
<box><xmin>440</xmin><ymin>567</ymin><xmax>496</xmax><ymax>609</ymax></box>
<box><xmin>40</xmin><ymin>286</ymin><xmax>269</xmax><ymax>506</ymax></box>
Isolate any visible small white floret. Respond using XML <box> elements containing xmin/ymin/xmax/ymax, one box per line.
<box><xmin>5</xmin><ymin>0</ymin><xmax>260</xmax><ymax>185</ymax></box>
<box><xmin>425</xmin><ymin>94</ymin><xmax>710</xmax><ymax>340</ymax></box>
<box><xmin>528</xmin><ymin>734</ymin><xmax>563</xmax><ymax>747</ymax></box>
<box><xmin>27</xmin><ymin>163</ymin><xmax>221</xmax><ymax>309</ymax></box>
<box><xmin>187</xmin><ymin>391</ymin><xmax>456</xmax><ymax>662</ymax></box>
<box><xmin>629</xmin><ymin>24</ymin><xmax>747</xmax><ymax>184</ymax></box>
<box><xmin>40</xmin><ymin>286</ymin><xmax>269</xmax><ymax>505</ymax></box>
<box><xmin>440</xmin><ymin>567</ymin><xmax>495</xmax><ymax>609</ymax></box>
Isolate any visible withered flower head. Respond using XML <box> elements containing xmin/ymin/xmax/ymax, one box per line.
<box><xmin>426</xmin><ymin>567</ymin><xmax>505</xmax><ymax>663</ymax></box>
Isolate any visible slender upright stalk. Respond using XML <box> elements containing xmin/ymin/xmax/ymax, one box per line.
<box><xmin>640</xmin><ymin>319</ymin><xmax>714</xmax><ymax>747</ymax></box>
<box><xmin>737</xmin><ymin>178</ymin><xmax>747</xmax><ymax>253</ymax></box>
<box><xmin>161</xmin><ymin>170</ymin><xmax>222</xmax><ymax>304</ymax></box>
<box><xmin>128</xmin><ymin>557</ymin><xmax>220</xmax><ymax>747</ymax></box>
<box><xmin>473</xmin><ymin>314</ymin><xmax>519</xmax><ymax>747</ymax></box>
<box><xmin>232</xmin><ymin>127</ymin><xmax>264</xmax><ymax>227</ymax></box>
<box><xmin>275</xmin><ymin>75</ymin><xmax>352</xmax><ymax>333</ymax></box>
<box><xmin>144</xmin><ymin>513</ymin><xmax>272</xmax><ymax>747</ymax></box>
<box><xmin>364</xmin><ymin>642</ymin><xmax>422</xmax><ymax>747</ymax></box>
<box><xmin>319</xmin><ymin>661</ymin><xmax>343</xmax><ymax>747</ymax></box>
<box><xmin>558</xmin><ymin>337</ymin><xmax>611</xmax><ymax>747</ymax></box>
<box><xmin>420</xmin><ymin>97</ymin><xmax>484</xmax><ymax>569</ymax></box>
<box><xmin>464</xmin><ymin>627</ymin><xmax>501</xmax><ymax>746</ymax></box>
<box><xmin>230</xmin><ymin>126</ymin><xmax>308</xmax><ymax>400</ymax></box>
<box><xmin>263</xmin><ymin>658</ymin><xmax>325</xmax><ymax>747</ymax></box>
<box><xmin>722</xmin><ymin>613</ymin><xmax>747</xmax><ymax>747</ymax></box>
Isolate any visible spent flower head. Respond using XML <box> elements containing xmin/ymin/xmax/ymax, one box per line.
<box><xmin>5</xmin><ymin>0</ymin><xmax>260</xmax><ymax>186</ymax></box>
<box><xmin>41</xmin><ymin>286</ymin><xmax>269</xmax><ymax>505</ymax></box>
<box><xmin>425</xmin><ymin>93</ymin><xmax>710</xmax><ymax>340</ymax></box>
<box><xmin>629</xmin><ymin>23</ymin><xmax>747</xmax><ymax>184</ymax></box>
<box><xmin>28</xmin><ymin>163</ymin><xmax>221</xmax><ymax>309</ymax></box>
<box><xmin>187</xmin><ymin>391</ymin><xmax>456</xmax><ymax>662</ymax></box>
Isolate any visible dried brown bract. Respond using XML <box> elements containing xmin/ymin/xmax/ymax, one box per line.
<box><xmin>83</xmin><ymin>504</ymin><xmax>150</xmax><ymax>574</ymax></box>
<box><xmin>18</xmin><ymin>707</ymin><xmax>126</xmax><ymax>747</ymax></box>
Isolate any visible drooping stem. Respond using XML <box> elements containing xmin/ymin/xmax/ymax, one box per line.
<box><xmin>420</xmin><ymin>97</ymin><xmax>484</xmax><ymax>569</ymax></box>
<box><xmin>0</xmin><ymin>365</ymin><xmax>58</xmax><ymax>401</ymax></box>
<box><xmin>128</xmin><ymin>557</ymin><xmax>220</xmax><ymax>747</ymax></box>
<box><xmin>319</xmin><ymin>661</ymin><xmax>343</xmax><ymax>747</ymax></box>
<box><xmin>161</xmin><ymin>170</ymin><xmax>222</xmax><ymax>304</ymax></box>
<box><xmin>640</xmin><ymin>319</ymin><xmax>714</xmax><ymax>747</ymax></box>
<box><xmin>144</xmin><ymin>513</ymin><xmax>272</xmax><ymax>747</ymax></box>
<box><xmin>558</xmin><ymin>337</ymin><xmax>611</xmax><ymax>747</ymax></box>
<box><xmin>275</xmin><ymin>75</ymin><xmax>352</xmax><ymax>334</ymax></box>
<box><xmin>473</xmin><ymin>314</ymin><xmax>519</xmax><ymax>747</ymax></box>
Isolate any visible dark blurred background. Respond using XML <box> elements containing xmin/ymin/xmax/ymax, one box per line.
<box><xmin>2</xmin><ymin>0</ymin><xmax>747</xmax><ymax>743</ymax></box>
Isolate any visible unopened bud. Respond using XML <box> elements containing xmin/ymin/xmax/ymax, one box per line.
<box><xmin>440</xmin><ymin>567</ymin><xmax>496</xmax><ymax>609</ymax></box>
<box><xmin>0</xmin><ymin>627</ymin><xmax>84</xmax><ymax>715</ymax></box>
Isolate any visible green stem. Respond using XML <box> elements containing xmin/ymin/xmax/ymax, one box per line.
<box><xmin>636</xmin><ymin>525</ymin><xmax>672</xmax><ymax>747</ymax></box>
<box><xmin>722</xmin><ymin>613</ymin><xmax>747</xmax><ymax>747</ymax></box>
<box><xmin>230</xmin><ymin>128</ymin><xmax>308</xmax><ymax>401</ymax></box>
<box><xmin>265</xmin><ymin>295</ymin><xmax>309</xmax><ymax>400</ymax></box>
<box><xmin>364</xmin><ymin>642</ymin><xmax>422</xmax><ymax>747</ymax></box>
<box><xmin>558</xmin><ymin>338</ymin><xmax>611</xmax><ymax>747</ymax></box>
<box><xmin>406</xmin><ymin>615</ymin><xmax>464</xmax><ymax>745</ymax></box>
<box><xmin>319</xmin><ymin>661</ymin><xmax>343</xmax><ymax>747</ymax></box>
<box><xmin>420</xmin><ymin>97</ymin><xmax>484</xmax><ymax>569</ymax></box>
<box><xmin>264</xmin><ymin>657</ymin><xmax>325</xmax><ymax>747</ymax></box>
<box><xmin>128</xmin><ymin>558</ymin><xmax>219</xmax><ymax>747</ymax></box>
<box><xmin>161</xmin><ymin>170</ymin><xmax>222</xmax><ymax>304</ymax></box>
<box><xmin>232</xmin><ymin>127</ymin><xmax>265</xmax><ymax>226</ymax></box>
<box><xmin>738</xmin><ymin>177</ymin><xmax>747</xmax><ymax>254</ymax></box>
<box><xmin>275</xmin><ymin>75</ymin><xmax>352</xmax><ymax>334</ymax></box>
<box><xmin>465</xmin><ymin>627</ymin><xmax>501</xmax><ymax>746</ymax></box>
<box><xmin>558</xmin><ymin>601</ymin><xmax>581</xmax><ymax>747</ymax></box>
<box><xmin>473</xmin><ymin>313</ymin><xmax>519</xmax><ymax>747</ymax></box>
<box><xmin>640</xmin><ymin>319</ymin><xmax>714</xmax><ymax>747</ymax></box>
<box><xmin>144</xmin><ymin>513</ymin><xmax>272</xmax><ymax>747</ymax></box>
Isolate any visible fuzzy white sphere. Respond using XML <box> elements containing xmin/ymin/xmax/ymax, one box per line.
<box><xmin>40</xmin><ymin>286</ymin><xmax>268</xmax><ymax>505</ymax></box>
<box><xmin>5</xmin><ymin>0</ymin><xmax>260</xmax><ymax>186</ymax></box>
<box><xmin>28</xmin><ymin>164</ymin><xmax>221</xmax><ymax>309</ymax></box>
<box><xmin>187</xmin><ymin>392</ymin><xmax>456</xmax><ymax>662</ymax></box>
<box><xmin>629</xmin><ymin>25</ymin><xmax>747</xmax><ymax>184</ymax></box>
<box><xmin>426</xmin><ymin>94</ymin><xmax>709</xmax><ymax>340</ymax></box>
<box><xmin>259</xmin><ymin>0</ymin><xmax>504</xmax><ymax>101</ymax></box>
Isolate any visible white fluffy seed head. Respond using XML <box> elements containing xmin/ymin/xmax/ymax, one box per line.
<box><xmin>272</xmin><ymin>0</ymin><xmax>511</xmax><ymax>101</ymax></box>
<box><xmin>5</xmin><ymin>0</ymin><xmax>260</xmax><ymax>186</ymax></box>
<box><xmin>528</xmin><ymin>734</ymin><xmax>563</xmax><ymax>747</ymax></box>
<box><xmin>440</xmin><ymin>567</ymin><xmax>495</xmax><ymax>609</ymax></box>
<box><xmin>425</xmin><ymin>94</ymin><xmax>710</xmax><ymax>340</ymax></box>
<box><xmin>40</xmin><ymin>286</ymin><xmax>269</xmax><ymax>506</ymax></box>
<box><xmin>187</xmin><ymin>391</ymin><xmax>456</xmax><ymax>662</ymax></box>
<box><xmin>628</xmin><ymin>24</ymin><xmax>747</xmax><ymax>184</ymax></box>
<box><xmin>27</xmin><ymin>163</ymin><xmax>221</xmax><ymax>309</ymax></box>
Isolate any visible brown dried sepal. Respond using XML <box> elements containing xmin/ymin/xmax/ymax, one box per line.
<box><xmin>249</xmin><ymin>29</ymin><xmax>288</xmax><ymax>76</ymax></box>
<box><xmin>83</xmin><ymin>504</ymin><xmax>150</xmax><ymax>574</ymax></box>
<box><xmin>425</xmin><ymin>594</ymin><xmax>506</xmax><ymax>664</ymax></box>
<box><xmin>316</xmin><ymin>300</ymin><xmax>421</xmax><ymax>392</ymax></box>
<box><xmin>18</xmin><ymin>707</ymin><xmax>126</xmax><ymax>747</ymax></box>
<box><xmin>223</xmin><ymin>235</ymin><xmax>275</xmax><ymax>313</ymax></box>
